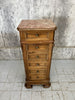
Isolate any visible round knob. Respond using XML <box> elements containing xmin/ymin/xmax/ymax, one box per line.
<box><xmin>36</xmin><ymin>55</ymin><xmax>39</xmax><ymax>58</ymax></box>
<box><xmin>36</xmin><ymin>63</ymin><xmax>39</xmax><ymax>66</ymax></box>
<box><xmin>35</xmin><ymin>46</ymin><xmax>39</xmax><ymax>49</ymax></box>
<box><xmin>37</xmin><ymin>76</ymin><xmax>39</xmax><ymax>78</ymax></box>
<box><xmin>37</xmin><ymin>70</ymin><xmax>39</xmax><ymax>73</ymax></box>
<box><xmin>35</xmin><ymin>34</ymin><xmax>39</xmax><ymax>37</ymax></box>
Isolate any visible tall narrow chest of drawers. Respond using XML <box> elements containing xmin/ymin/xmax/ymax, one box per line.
<box><xmin>17</xmin><ymin>19</ymin><xmax>56</xmax><ymax>88</ymax></box>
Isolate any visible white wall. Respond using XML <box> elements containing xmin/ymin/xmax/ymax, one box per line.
<box><xmin>0</xmin><ymin>0</ymin><xmax>75</xmax><ymax>59</ymax></box>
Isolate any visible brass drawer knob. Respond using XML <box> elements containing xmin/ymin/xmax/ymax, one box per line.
<box><xmin>35</xmin><ymin>46</ymin><xmax>39</xmax><ymax>49</ymax></box>
<box><xmin>35</xmin><ymin>34</ymin><xmax>39</xmax><ymax>37</ymax></box>
<box><xmin>36</xmin><ymin>63</ymin><xmax>39</xmax><ymax>66</ymax></box>
<box><xmin>37</xmin><ymin>70</ymin><xmax>39</xmax><ymax>73</ymax></box>
<box><xmin>36</xmin><ymin>55</ymin><xmax>39</xmax><ymax>58</ymax></box>
<box><xmin>37</xmin><ymin>76</ymin><xmax>39</xmax><ymax>78</ymax></box>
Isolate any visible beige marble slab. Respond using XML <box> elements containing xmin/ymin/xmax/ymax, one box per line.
<box><xmin>17</xmin><ymin>19</ymin><xmax>56</xmax><ymax>31</ymax></box>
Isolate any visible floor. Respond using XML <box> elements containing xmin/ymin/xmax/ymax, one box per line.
<box><xmin>0</xmin><ymin>60</ymin><xmax>75</xmax><ymax>100</ymax></box>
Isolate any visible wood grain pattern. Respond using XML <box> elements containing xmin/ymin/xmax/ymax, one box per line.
<box><xmin>27</xmin><ymin>44</ymin><xmax>48</xmax><ymax>51</ymax></box>
<box><xmin>17</xmin><ymin>19</ymin><xmax>56</xmax><ymax>88</ymax></box>
<box><xmin>20</xmin><ymin>30</ymin><xmax>54</xmax><ymax>41</ymax></box>
<box><xmin>28</xmin><ymin>54</ymin><xmax>48</xmax><ymax>60</ymax></box>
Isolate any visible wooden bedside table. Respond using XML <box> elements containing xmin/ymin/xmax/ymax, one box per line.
<box><xmin>17</xmin><ymin>19</ymin><xmax>56</xmax><ymax>88</ymax></box>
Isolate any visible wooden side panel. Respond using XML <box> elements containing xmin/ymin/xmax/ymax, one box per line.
<box><xmin>20</xmin><ymin>31</ymin><xmax>28</xmax><ymax>80</ymax></box>
<box><xmin>45</xmin><ymin>31</ymin><xmax>54</xmax><ymax>80</ymax></box>
<box><xmin>22</xmin><ymin>45</ymin><xmax>29</xmax><ymax>80</ymax></box>
<box><xmin>48</xmin><ymin>31</ymin><xmax>54</xmax><ymax>41</ymax></box>
<box><xmin>47</xmin><ymin>43</ymin><xmax>53</xmax><ymax>80</ymax></box>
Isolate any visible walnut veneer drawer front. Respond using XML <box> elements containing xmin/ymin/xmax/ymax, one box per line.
<box><xmin>28</xmin><ymin>69</ymin><xmax>47</xmax><ymax>74</ymax></box>
<box><xmin>27</xmin><ymin>44</ymin><xmax>48</xmax><ymax>51</ymax></box>
<box><xmin>28</xmin><ymin>74</ymin><xmax>47</xmax><ymax>81</ymax></box>
<box><xmin>28</xmin><ymin>54</ymin><xmax>48</xmax><ymax>60</ymax></box>
<box><xmin>20</xmin><ymin>30</ymin><xmax>54</xmax><ymax>41</ymax></box>
<box><xmin>26</xmin><ymin>32</ymin><xmax>48</xmax><ymax>39</ymax></box>
<box><xmin>28</xmin><ymin>62</ymin><xmax>48</xmax><ymax>69</ymax></box>
<box><xmin>17</xmin><ymin>19</ymin><xmax>56</xmax><ymax>88</ymax></box>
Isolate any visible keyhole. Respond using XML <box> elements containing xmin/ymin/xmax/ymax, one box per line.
<box><xmin>35</xmin><ymin>46</ymin><xmax>39</xmax><ymax>49</ymax></box>
<box><xmin>36</xmin><ymin>63</ymin><xmax>39</xmax><ymax>66</ymax></box>
<box><xmin>35</xmin><ymin>34</ymin><xmax>39</xmax><ymax>37</ymax></box>
<box><xmin>37</xmin><ymin>70</ymin><xmax>39</xmax><ymax>73</ymax></box>
<box><xmin>36</xmin><ymin>55</ymin><xmax>39</xmax><ymax>58</ymax></box>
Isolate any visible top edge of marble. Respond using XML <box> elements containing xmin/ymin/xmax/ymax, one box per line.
<box><xmin>17</xmin><ymin>19</ymin><xmax>57</xmax><ymax>31</ymax></box>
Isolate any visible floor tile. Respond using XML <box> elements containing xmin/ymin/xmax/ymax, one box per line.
<box><xmin>52</xmin><ymin>91</ymin><xmax>63</xmax><ymax>100</ymax></box>
<box><xmin>51</xmin><ymin>83</ymin><xmax>61</xmax><ymax>91</ymax></box>
<box><xmin>21</xmin><ymin>91</ymin><xmax>31</xmax><ymax>100</ymax></box>
<box><xmin>62</xmin><ymin>91</ymin><xmax>75</xmax><ymax>100</ymax></box>
<box><xmin>10</xmin><ymin>92</ymin><xmax>21</xmax><ymax>100</ymax></box>
<box><xmin>0</xmin><ymin>83</ymin><xmax>23</xmax><ymax>91</ymax></box>
<box><xmin>0</xmin><ymin>91</ymin><xmax>10</xmax><ymax>100</ymax></box>
<box><xmin>32</xmin><ymin>91</ymin><xmax>41</xmax><ymax>100</ymax></box>
<box><xmin>41</xmin><ymin>91</ymin><xmax>53</xmax><ymax>100</ymax></box>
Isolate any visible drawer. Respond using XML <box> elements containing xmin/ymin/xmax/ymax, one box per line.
<box><xmin>28</xmin><ymin>74</ymin><xmax>47</xmax><ymax>80</ymax></box>
<box><xmin>20</xmin><ymin>30</ymin><xmax>54</xmax><ymax>41</ymax></box>
<box><xmin>26</xmin><ymin>33</ymin><xmax>48</xmax><ymax>39</ymax></box>
<box><xmin>27</xmin><ymin>44</ymin><xmax>49</xmax><ymax>51</ymax></box>
<box><xmin>28</xmin><ymin>54</ymin><xmax>48</xmax><ymax>60</ymax></box>
<box><xmin>28</xmin><ymin>61</ymin><xmax>48</xmax><ymax>66</ymax></box>
<box><xmin>28</xmin><ymin>69</ymin><xmax>47</xmax><ymax>74</ymax></box>
<box><xmin>26</xmin><ymin>31</ymin><xmax>53</xmax><ymax>41</ymax></box>
<box><xmin>28</xmin><ymin>66</ymin><xmax>48</xmax><ymax>70</ymax></box>
<box><xmin>28</xmin><ymin>62</ymin><xmax>48</xmax><ymax>70</ymax></box>
<box><xmin>28</xmin><ymin>50</ymin><xmax>48</xmax><ymax>55</ymax></box>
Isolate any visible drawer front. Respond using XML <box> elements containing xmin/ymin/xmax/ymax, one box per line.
<box><xmin>28</xmin><ymin>69</ymin><xmax>47</xmax><ymax>74</ymax></box>
<box><xmin>20</xmin><ymin>30</ymin><xmax>54</xmax><ymax>41</ymax></box>
<box><xmin>28</xmin><ymin>66</ymin><xmax>48</xmax><ymax>70</ymax></box>
<box><xmin>27</xmin><ymin>44</ymin><xmax>48</xmax><ymax>51</ymax></box>
<box><xmin>27</xmin><ymin>50</ymin><xmax>48</xmax><ymax>55</ymax></box>
<box><xmin>28</xmin><ymin>74</ymin><xmax>47</xmax><ymax>80</ymax></box>
<box><xmin>27</xmin><ymin>33</ymin><xmax>48</xmax><ymax>38</ymax></box>
<box><xmin>28</xmin><ymin>54</ymin><xmax>48</xmax><ymax>60</ymax></box>
<box><xmin>26</xmin><ymin>31</ymin><xmax>53</xmax><ymax>40</ymax></box>
<box><xmin>28</xmin><ymin>61</ymin><xmax>48</xmax><ymax>66</ymax></box>
<box><xmin>28</xmin><ymin>62</ymin><xmax>48</xmax><ymax>70</ymax></box>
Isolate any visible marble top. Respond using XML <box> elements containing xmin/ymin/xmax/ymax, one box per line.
<box><xmin>17</xmin><ymin>19</ymin><xmax>56</xmax><ymax>31</ymax></box>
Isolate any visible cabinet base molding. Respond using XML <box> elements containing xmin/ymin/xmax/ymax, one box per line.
<box><xmin>25</xmin><ymin>80</ymin><xmax>51</xmax><ymax>88</ymax></box>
